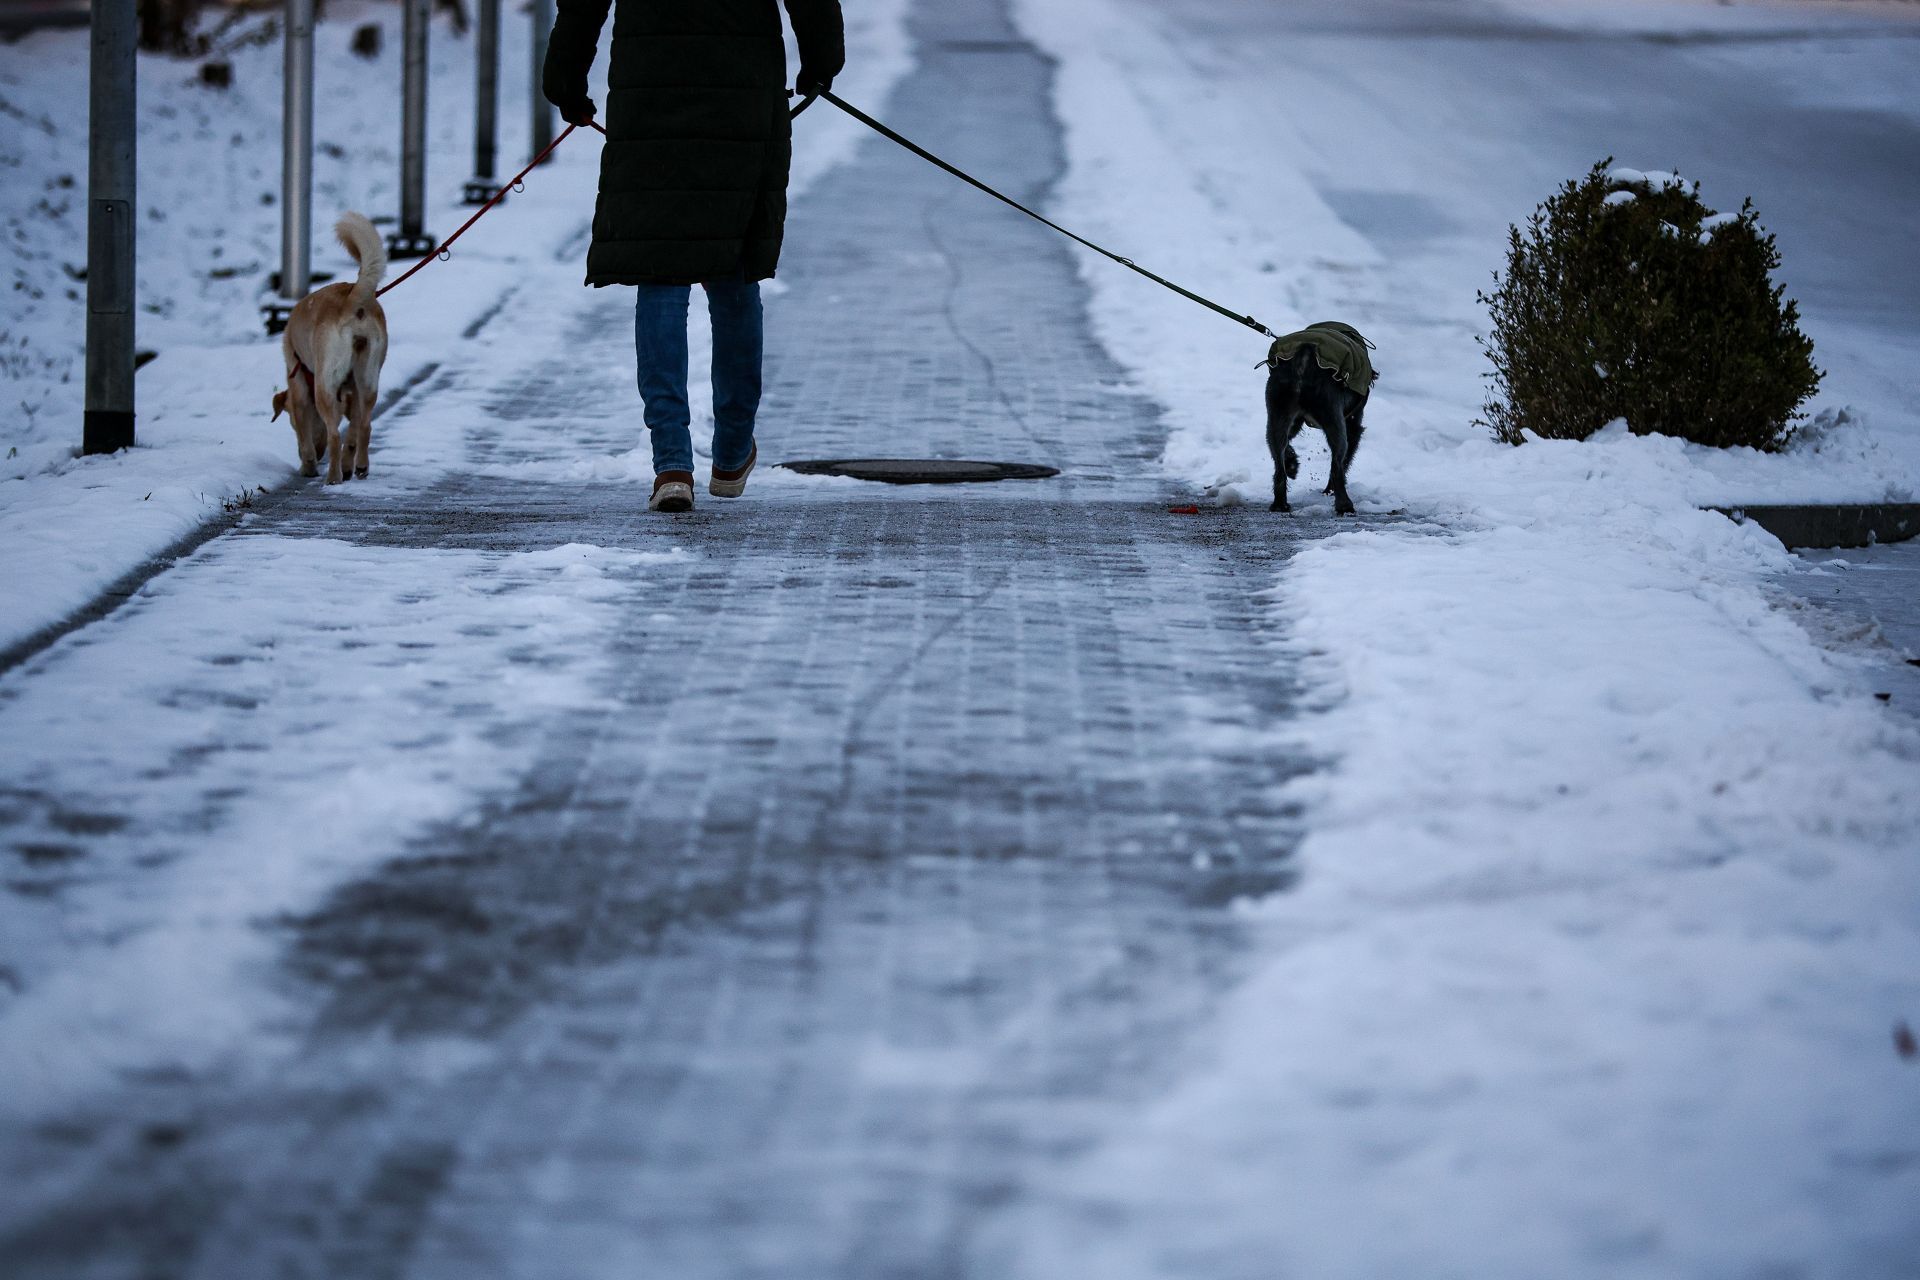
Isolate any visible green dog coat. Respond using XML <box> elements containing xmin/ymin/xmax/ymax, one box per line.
<box><xmin>1264</xmin><ymin>321</ymin><xmax>1377</xmax><ymax>397</ymax></box>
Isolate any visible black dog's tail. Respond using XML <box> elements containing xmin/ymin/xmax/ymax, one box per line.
<box><xmin>1265</xmin><ymin>343</ymin><xmax>1368</xmax><ymax>479</ymax></box>
<box><xmin>1265</xmin><ymin>349</ymin><xmax>1317</xmax><ymax>423</ymax></box>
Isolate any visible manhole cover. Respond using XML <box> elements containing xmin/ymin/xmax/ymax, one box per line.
<box><xmin>779</xmin><ymin>459</ymin><xmax>1059</xmax><ymax>484</ymax></box>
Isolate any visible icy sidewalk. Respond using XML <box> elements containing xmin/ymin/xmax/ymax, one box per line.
<box><xmin>6</xmin><ymin>0</ymin><xmax>1918</xmax><ymax>1274</ymax></box>
<box><xmin>0</xmin><ymin>0</ymin><xmax>1335</xmax><ymax>1274</ymax></box>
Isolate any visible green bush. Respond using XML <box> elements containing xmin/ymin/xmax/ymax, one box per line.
<box><xmin>1478</xmin><ymin>160</ymin><xmax>1821</xmax><ymax>451</ymax></box>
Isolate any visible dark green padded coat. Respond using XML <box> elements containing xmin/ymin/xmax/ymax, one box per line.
<box><xmin>544</xmin><ymin>0</ymin><xmax>845</xmax><ymax>286</ymax></box>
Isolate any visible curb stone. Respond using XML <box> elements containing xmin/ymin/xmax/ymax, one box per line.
<box><xmin>1708</xmin><ymin>502</ymin><xmax>1920</xmax><ymax>550</ymax></box>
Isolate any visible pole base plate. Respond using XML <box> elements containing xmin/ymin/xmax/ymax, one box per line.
<box><xmin>385</xmin><ymin>230</ymin><xmax>440</xmax><ymax>260</ymax></box>
<box><xmin>461</xmin><ymin>178</ymin><xmax>502</xmax><ymax>206</ymax></box>
<box><xmin>83</xmin><ymin>408</ymin><xmax>135</xmax><ymax>456</ymax></box>
<box><xmin>261</xmin><ymin>298</ymin><xmax>296</xmax><ymax>336</ymax></box>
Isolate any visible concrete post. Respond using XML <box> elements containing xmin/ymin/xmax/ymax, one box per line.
<box><xmin>390</xmin><ymin>0</ymin><xmax>436</xmax><ymax>257</ymax></box>
<box><xmin>265</xmin><ymin>0</ymin><xmax>315</xmax><ymax>334</ymax></box>
<box><xmin>530</xmin><ymin>0</ymin><xmax>554</xmax><ymax>162</ymax></box>
<box><xmin>464</xmin><ymin>0</ymin><xmax>502</xmax><ymax>203</ymax></box>
<box><xmin>84</xmin><ymin>0</ymin><xmax>136</xmax><ymax>454</ymax></box>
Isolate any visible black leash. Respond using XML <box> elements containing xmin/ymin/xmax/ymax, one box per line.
<box><xmin>791</xmin><ymin>88</ymin><xmax>1276</xmax><ymax>341</ymax></box>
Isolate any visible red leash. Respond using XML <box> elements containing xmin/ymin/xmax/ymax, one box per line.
<box><xmin>376</xmin><ymin>119</ymin><xmax>608</xmax><ymax>299</ymax></box>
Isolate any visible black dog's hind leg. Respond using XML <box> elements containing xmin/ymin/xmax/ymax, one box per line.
<box><xmin>1326</xmin><ymin>396</ymin><xmax>1365</xmax><ymax>493</ymax></box>
<box><xmin>1322</xmin><ymin>406</ymin><xmax>1356</xmax><ymax>516</ymax></box>
<box><xmin>1265</xmin><ymin>387</ymin><xmax>1296</xmax><ymax>513</ymax></box>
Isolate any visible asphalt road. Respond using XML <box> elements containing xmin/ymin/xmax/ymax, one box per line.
<box><xmin>1147</xmin><ymin>0</ymin><xmax>1920</xmax><ymax>344</ymax></box>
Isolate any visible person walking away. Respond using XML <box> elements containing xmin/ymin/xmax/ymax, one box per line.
<box><xmin>542</xmin><ymin>0</ymin><xmax>845</xmax><ymax>512</ymax></box>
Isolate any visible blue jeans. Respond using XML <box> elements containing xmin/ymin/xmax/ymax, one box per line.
<box><xmin>633</xmin><ymin>277</ymin><xmax>763</xmax><ymax>476</ymax></box>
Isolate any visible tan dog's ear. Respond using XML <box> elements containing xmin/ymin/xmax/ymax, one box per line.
<box><xmin>271</xmin><ymin>389</ymin><xmax>289</xmax><ymax>422</ymax></box>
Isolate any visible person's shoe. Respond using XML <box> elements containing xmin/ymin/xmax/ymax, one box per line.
<box><xmin>709</xmin><ymin>444</ymin><xmax>757</xmax><ymax>498</ymax></box>
<box><xmin>649</xmin><ymin>470</ymin><xmax>695</xmax><ymax>513</ymax></box>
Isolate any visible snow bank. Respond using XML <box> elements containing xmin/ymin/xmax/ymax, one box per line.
<box><xmin>1012</xmin><ymin>0</ymin><xmax>1920</xmax><ymax>1269</ymax></box>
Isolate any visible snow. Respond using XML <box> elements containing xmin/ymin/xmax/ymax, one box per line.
<box><xmin>1</xmin><ymin>3</ymin><xmax>561</xmax><ymax>651</ymax></box>
<box><xmin>0</xmin><ymin>0</ymin><xmax>912</xmax><ymax>655</ymax></box>
<box><xmin>0</xmin><ymin>0</ymin><xmax>914</xmax><ymax>1118</ymax></box>
<box><xmin>1010</xmin><ymin>0</ymin><xmax>1920</xmax><ymax>1270</ymax></box>
<box><xmin>2</xmin><ymin>0</ymin><xmax>1917</xmax><ymax>1265</ymax></box>
<box><xmin>1699</xmin><ymin>209</ymin><xmax>1742</xmax><ymax>243</ymax></box>
<box><xmin>1608</xmin><ymin>165</ymin><xmax>1687</xmax><ymax>191</ymax></box>
<box><xmin>0</xmin><ymin>534</ymin><xmax>686</xmax><ymax>1118</ymax></box>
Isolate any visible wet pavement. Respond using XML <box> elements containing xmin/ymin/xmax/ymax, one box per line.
<box><xmin>1792</xmin><ymin>540</ymin><xmax>1920</xmax><ymax>718</ymax></box>
<box><xmin>0</xmin><ymin>0</ymin><xmax>1329</xmax><ymax>1274</ymax></box>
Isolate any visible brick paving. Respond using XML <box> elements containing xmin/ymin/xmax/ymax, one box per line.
<box><xmin>0</xmin><ymin>0</ymin><xmax>1339</xmax><ymax>1274</ymax></box>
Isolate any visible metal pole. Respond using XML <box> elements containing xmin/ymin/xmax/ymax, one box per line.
<box><xmin>84</xmin><ymin>0</ymin><xmax>136</xmax><ymax>454</ymax></box>
<box><xmin>390</xmin><ymin>0</ymin><xmax>434</xmax><ymax>257</ymax></box>
<box><xmin>530</xmin><ymin>0</ymin><xmax>554</xmax><ymax>163</ymax></box>
<box><xmin>464</xmin><ymin>0</ymin><xmax>501</xmax><ymax>203</ymax></box>
<box><xmin>267</xmin><ymin>0</ymin><xmax>315</xmax><ymax>334</ymax></box>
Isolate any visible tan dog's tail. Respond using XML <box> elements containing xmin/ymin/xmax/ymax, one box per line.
<box><xmin>335</xmin><ymin>212</ymin><xmax>387</xmax><ymax>306</ymax></box>
<box><xmin>272</xmin><ymin>388</ymin><xmax>289</xmax><ymax>421</ymax></box>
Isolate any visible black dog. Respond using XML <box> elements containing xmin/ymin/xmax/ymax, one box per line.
<box><xmin>1262</xmin><ymin>322</ymin><xmax>1376</xmax><ymax>516</ymax></box>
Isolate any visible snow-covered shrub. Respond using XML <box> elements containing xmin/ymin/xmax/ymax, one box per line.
<box><xmin>1478</xmin><ymin>160</ymin><xmax>1821</xmax><ymax>451</ymax></box>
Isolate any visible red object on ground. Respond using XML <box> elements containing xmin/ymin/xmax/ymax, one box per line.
<box><xmin>1167</xmin><ymin>505</ymin><xmax>1199</xmax><ymax>515</ymax></box>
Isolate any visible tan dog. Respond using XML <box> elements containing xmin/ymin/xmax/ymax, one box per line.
<box><xmin>272</xmin><ymin>213</ymin><xmax>389</xmax><ymax>483</ymax></box>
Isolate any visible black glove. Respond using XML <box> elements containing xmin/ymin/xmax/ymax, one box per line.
<box><xmin>542</xmin><ymin>74</ymin><xmax>596</xmax><ymax>127</ymax></box>
<box><xmin>542</xmin><ymin>33</ymin><xmax>597</xmax><ymax>126</ymax></box>
<box><xmin>795</xmin><ymin>63</ymin><xmax>835</xmax><ymax>97</ymax></box>
<box><xmin>550</xmin><ymin>93</ymin><xmax>596</xmax><ymax>127</ymax></box>
<box><xmin>787</xmin><ymin>0</ymin><xmax>844</xmax><ymax>102</ymax></box>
